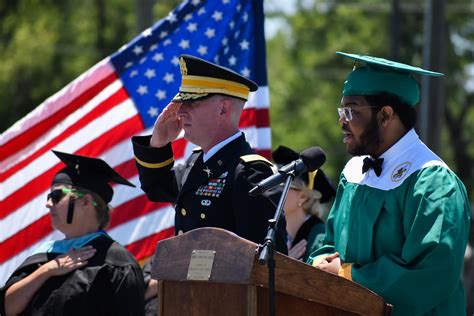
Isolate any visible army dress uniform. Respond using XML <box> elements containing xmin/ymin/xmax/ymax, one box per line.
<box><xmin>132</xmin><ymin>133</ymin><xmax>287</xmax><ymax>252</ymax></box>
<box><xmin>132</xmin><ymin>54</ymin><xmax>287</xmax><ymax>253</ymax></box>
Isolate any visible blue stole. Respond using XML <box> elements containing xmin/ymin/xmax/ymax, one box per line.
<box><xmin>32</xmin><ymin>230</ymin><xmax>109</xmax><ymax>255</ymax></box>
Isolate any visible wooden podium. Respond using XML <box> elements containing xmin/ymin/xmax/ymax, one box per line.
<box><xmin>151</xmin><ymin>228</ymin><xmax>392</xmax><ymax>316</ymax></box>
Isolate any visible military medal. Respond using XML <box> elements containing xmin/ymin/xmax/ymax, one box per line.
<box><xmin>195</xmin><ymin>178</ymin><xmax>226</xmax><ymax>197</ymax></box>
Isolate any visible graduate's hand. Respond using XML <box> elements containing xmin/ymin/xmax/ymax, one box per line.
<box><xmin>150</xmin><ymin>102</ymin><xmax>183</xmax><ymax>147</ymax></box>
<box><xmin>45</xmin><ymin>246</ymin><xmax>96</xmax><ymax>276</ymax></box>
<box><xmin>317</xmin><ymin>252</ymin><xmax>341</xmax><ymax>275</ymax></box>
<box><xmin>288</xmin><ymin>239</ymin><xmax>307</xmax><ymax>260</ymax></box>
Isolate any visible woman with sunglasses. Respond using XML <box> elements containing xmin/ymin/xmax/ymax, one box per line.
<box><xmin>1</xmin><ymin>151</ymin><xmax>145</xmax><ymax>316</ymax></box>
<box><xmin>272</xmin><ymin>146</ymin><xmax>336</xmax><ymax>262</ymax></box>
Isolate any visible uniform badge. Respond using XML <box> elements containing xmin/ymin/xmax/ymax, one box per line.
<box><xmin>203</xmin><ymin>167</ymin><xmax>212</xmax><ymax>178</ymax></box>
<box><xmin>179</xmin><ymin>57</ymin><xmax>188</xmax><ymax>76</ymax></box>
<box><xmin>218</xmin><ymin>171</ymin><xmax>228</xmax><ymax>179</ymax></box>
<box><xmin>195</xmin><ymin>178</ymin><xmax>226</xmax><ymax>197</ymax></box>
<box><xmin>201</xmin><ymin>199</ymin><xmax>211</xmax><ymax>206</ymax></box>
<box><xmin>391</xmin><ymin>162</ymin><xmax>412</xmax><ymax>182</ymax></box>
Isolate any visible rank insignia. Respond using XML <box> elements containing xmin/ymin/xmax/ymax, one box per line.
<box><xmin>203</xmin><ymin>167</ymin><xmax>212</xmax><ymax>177</ymax></box>
<box><xmin>195</xmin><ymin>178</ymin><xmax>226</xmax><ymax>197</ymax></box>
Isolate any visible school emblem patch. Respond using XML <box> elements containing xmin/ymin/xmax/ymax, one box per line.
<box><xmin>195</xmin><ymin>178</ymin><xmax>226</xmax><ymax>197</ymax></box>
<box><xmin>391</xmin><ymin>162</ymin><xmax>412</xmax><ymax>182</ymax></box>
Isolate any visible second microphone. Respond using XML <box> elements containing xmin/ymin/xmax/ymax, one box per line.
<box><xmin>248</xmin><ymin>146</ymin><xmax>326</xmax><ymax>196</ymax></box>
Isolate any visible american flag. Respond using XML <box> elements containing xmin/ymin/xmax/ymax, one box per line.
<box><xmin>0</xmin><ymin>0</ymin><xmax>270</xmax><ymax>285</ymax></box>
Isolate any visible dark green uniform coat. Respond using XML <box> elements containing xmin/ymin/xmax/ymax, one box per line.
<box><xmin>132</xmin><ymin>133</ymin><xmax>287</xmax><ymax>253</ymax></box>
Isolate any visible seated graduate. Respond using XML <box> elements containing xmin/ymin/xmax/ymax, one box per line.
<box><xmin>272</xmin><ymin>145</ymin><xmax>336</xmax><ymax>262</ymax></box>
<box><xmin>0</xmin><ymin>151</ymin><xmax>145</xmax><ymax>316</ymax></box>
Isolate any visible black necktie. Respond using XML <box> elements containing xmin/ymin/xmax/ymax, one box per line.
<box><xmin>362</xmin><ymin>157</ymin><xmax>384</xmax><ymax>177</ymax></box>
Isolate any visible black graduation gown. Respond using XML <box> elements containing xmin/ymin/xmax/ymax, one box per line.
<box><xmin>132</xmin><ymin>133</ymin><xmax>287</xmax><ymax>253</ymax></box>
<box><xmin>0</xmin><ymin>235</ymin><xmax>145</xmax><ymax>316</ymax></box>
<box><xmin>292</xmin><ymin>215</ymin><xmax>325</xmax><ymax>262</ymax></box>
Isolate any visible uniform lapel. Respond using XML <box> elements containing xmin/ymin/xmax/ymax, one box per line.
<box><xmin>179</xmin><ymin>134</ymin><xmax>251</xmax><ymax>195</ymax></box>
<box><xmin>179</xmin><ymin>152</ymin><xmax>209</xmax><ymax>194</ymax></box>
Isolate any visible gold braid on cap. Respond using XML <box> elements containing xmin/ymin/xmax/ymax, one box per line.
<box><xmin>180</xmin><ymin>75</ymin><xmax>250</xmax><ymax>100</ymax></box>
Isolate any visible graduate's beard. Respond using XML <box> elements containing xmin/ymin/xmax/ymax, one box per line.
<box><xmin>348</xmin><ymin>115</ymin><xmax>382</xmax><ymax>157</ymax></box>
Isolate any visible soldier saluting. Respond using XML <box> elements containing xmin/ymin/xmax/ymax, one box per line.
<box><xmin>132</xmin><ymin>54</ymin><xmax>287</xmax><ymax>251</ymax></box>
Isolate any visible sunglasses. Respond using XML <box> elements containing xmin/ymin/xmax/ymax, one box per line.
<box><xmin>47</xmin><ymin>188</ymin><xmax>97</xmax><ymax>206</ymax></box>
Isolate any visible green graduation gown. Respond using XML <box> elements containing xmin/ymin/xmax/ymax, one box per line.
<box><xmin>308</xmin><ymin>129</ymin><xmax>470</xmax><ymax>316</ymax></box>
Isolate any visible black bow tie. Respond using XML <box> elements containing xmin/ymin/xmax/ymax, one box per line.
<box><xmin>362</xmin><ymin>157</ymin><xmax>384</xmax><ymax>177</ymax></box>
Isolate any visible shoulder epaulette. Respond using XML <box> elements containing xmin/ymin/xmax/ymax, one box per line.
<box><xmin>192</xmin><ymin>147</ymin><xmax>203</xmax><ymax>153</ymax></box>
<box><xmin>240</xmin><ymin>154</ymin><xmax>273</xmax><ymax>167</ymax></box>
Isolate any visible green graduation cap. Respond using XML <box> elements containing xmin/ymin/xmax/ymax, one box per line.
<box><xmin>337</xmin><ymin>52</ymin><xmax>444</xmax><ymax>107</ymax></box>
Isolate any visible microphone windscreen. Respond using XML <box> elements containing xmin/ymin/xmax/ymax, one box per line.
<box><xmin>300</xmin><ymin>147</ymin><xmax>326</xmax><ymax>171</ymax></box>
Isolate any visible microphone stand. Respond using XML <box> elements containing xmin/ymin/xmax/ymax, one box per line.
<box><xmin>256</xmin><ymin>171</ymin><xmax>295</xmax><ymax>316</ymax></box>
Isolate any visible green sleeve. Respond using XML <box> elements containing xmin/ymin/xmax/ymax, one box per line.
<box><xmin>304</xmin><ymin>222</ymin><xmax>326</xmax><ymax>262</ymax></box>
<box><xmin>352</xmin><ymin>167</ymin><xmax>470</xmax><ymax>315</ymax></box>
<box><xmin>306</xmin><ymin>178</ymin><xmax>343</xmax><ymax>264</ymax></box>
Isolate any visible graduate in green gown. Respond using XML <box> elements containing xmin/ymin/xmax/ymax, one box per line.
<box><xmin>307</xmin><ymin>52</ymin><xmax>471</xmax><ymax>316</ymax></box>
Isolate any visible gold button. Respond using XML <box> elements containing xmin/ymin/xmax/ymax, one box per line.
<box><xmin>181</xmin><ymin>208</ymin><xmax>187</xmax><ymax>216</ymax></box>
<box><xmin>200</xmin><ymin>213</ymin><xmax>206</xmax><ymax>219</ymax></box>
<box><xmin>178</xmin><ymin>230</ymin><xmax>184</xmax><ymax>235</ymax></box>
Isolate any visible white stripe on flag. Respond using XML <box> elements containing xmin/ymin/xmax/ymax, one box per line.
<box><xmin>245</xmin><ymin>86</ymin><xmax>269</xmax><ymax>109</ymax></box>
<box><xmin>3</xmin><ymin>99</ymin><xmax>138</xmax><ymax>199</ymax></box>
<box><xmin>108</xmin><ymin>206</ymin><xmax>175</xmax><ymax>246</ymax></box>
<box><xmin>0</xmin><ymin>59</ymin><xmax>114</xmax><ymax>166</ymax></box>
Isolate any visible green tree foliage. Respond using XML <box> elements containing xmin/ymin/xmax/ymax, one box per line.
<box><xmin>0</xmin><ymin>0</ymin><xmax>136</xmax><ymax>131</ymax></box>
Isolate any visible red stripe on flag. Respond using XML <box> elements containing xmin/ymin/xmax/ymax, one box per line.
<box><xmin>1</xmin><ymin>115</ymin><xmax>144</xmax><ymax>219</ymax></box>
<box><xmin>125</xmin><ymin>227</ymin><xmax>175</xmax><ymax>260</ymax></box>
<box><xmin>0</xmin><ymin>87</ymin><xmax>129</xmax><ymax>182</ymax></box>
<box><xmin>109</xmin><ymin>194</ymin><xmax>170</xmax><ymax>229</ymax></box>
<box><xmin>113</xmin><ymin>159</ymin><xmax>138</xmax><ymax>180</ymax></box>
<box><xmin>0</xmin><ymin>215</ymin><xmax>52</xmax><ymax>264</ymax></box>
<box><xmin>239</xmin><ymin>108</ymin><xmax>269</xmax><ymax>128</ymax></box>
<box><xmin>171</xmin><ymin>138</ymin><xmax>188</xmax><ymax>159</ymax></box>
<box><xmin>0</xmin><ymin>73</ymin><xmax>118</xmax><ymax>160</ymax></box>
<box><xmin>256</xmin><ymin>149</ymin><xmax>271</xmax><ymax>160</ymax></box>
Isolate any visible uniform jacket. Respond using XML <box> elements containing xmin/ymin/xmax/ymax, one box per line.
<box><xmin>132</xmin><ymin>133</ymin><xmax>287</xmax><ymax>253</ymax></box>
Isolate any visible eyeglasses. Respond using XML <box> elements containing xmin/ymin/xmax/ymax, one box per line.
<box><xmin>47</xmin><ymin>188</ymin><xmax>97</xmax><ymax>206</ymax></box>
<box><xmin>337</xmin><ymin>106</ymin><xmax>379</xmax><ymax>122</ymax></box>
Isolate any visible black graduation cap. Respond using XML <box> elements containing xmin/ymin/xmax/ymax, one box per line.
<box><xmin>172</xmin><ymin>54</ymin><xmax>258</xmax><ymax>102</ymax></box>
<box><xmin>52</xmin><ymin>150</ymin><xmax>135</xmax><ymax>203</ymax></box>
<box><xmin>272</xmin><ymin>145</ymin><xmax>336</xmax><ymax>203</ymax></box>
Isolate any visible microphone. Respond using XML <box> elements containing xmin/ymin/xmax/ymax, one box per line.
<box><xmin>249</xmin><ymin>146</ymin><xmax>326</xmax><ymax>196</ymax></box>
